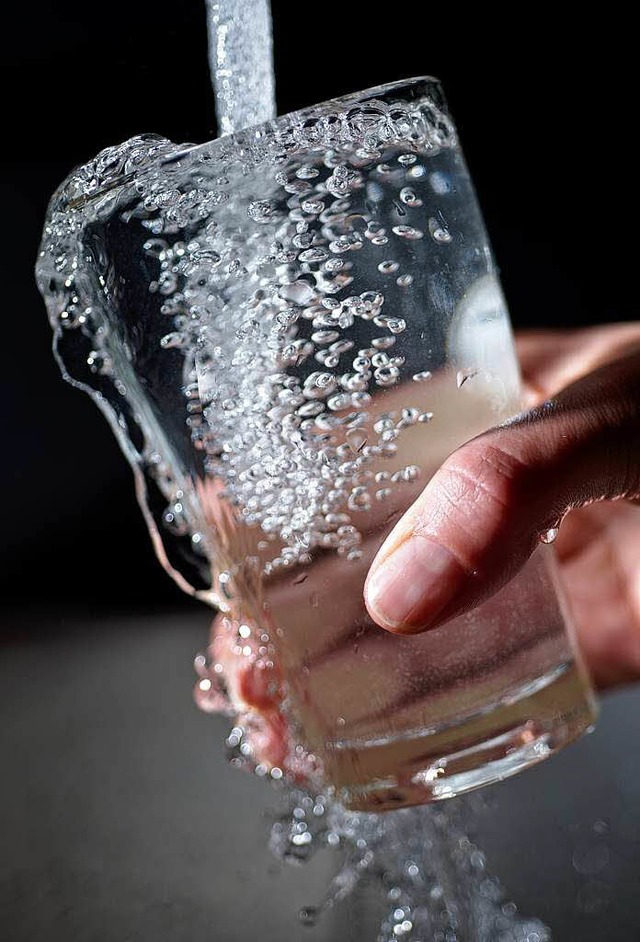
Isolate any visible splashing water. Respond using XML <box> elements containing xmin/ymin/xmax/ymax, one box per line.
<box><xmin>206</xmin><ymin>0</ymin><xmax>277</xmax><ymax>135</ymax></box>
<box><xmin>268</xmin><ymin>785</ymin><xmax>551</xmax><ymax>941</ymax></box>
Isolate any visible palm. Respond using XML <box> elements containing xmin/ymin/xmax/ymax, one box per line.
<box><xmin>517</xmin><ymin>326</ymin><xmax>640</xmax><ymax>689</ymax></box>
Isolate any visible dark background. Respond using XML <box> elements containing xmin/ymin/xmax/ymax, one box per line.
<box><xmin>0</xmin><ymin>3</ymin><xmax>634</xmax><ymax>615</ymax></box>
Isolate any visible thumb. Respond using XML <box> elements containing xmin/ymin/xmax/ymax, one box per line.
<box><xmin>364</xmin><ymin>350</ymin><xmax>640</xmax><ymax>633</ymax></box>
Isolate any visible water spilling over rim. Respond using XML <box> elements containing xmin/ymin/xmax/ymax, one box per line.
<box><xmin>35</xmin><ymin>76</ymin><xmax>457</xmax><ymax>600</ymax></box>
<box><xmin>50</xmin><ymin>77</ymin><xmax>454</xmax><ymax>214</ymax></box>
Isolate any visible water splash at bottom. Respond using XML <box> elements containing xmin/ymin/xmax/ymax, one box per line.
<box><xmin>268</xmin><ymin>785</ymin><xmax>550</xmax><ymax>941</ymax></box>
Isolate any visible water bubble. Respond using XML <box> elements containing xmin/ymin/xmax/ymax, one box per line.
<box><xmin>346</xmin><ymin>428</ymin><xmax>368</xmax><ymax>453</ymax></box>
<box><xmin>456</xmin><ymin>368</ymin><xmax>480</xmax><ymax>388</ymax></box>
<box><xmin>375</xmin><ymin>365</ymin><xmax>400</xmax><ymax>387</ymax></box>
<box><xmin>247</xmin><ymin>199</ymin><xmax>275</xmax><ymax>222</ymax></box>
<box><xmin>399</xmin><ymin>186</ymin><xmax>423</xmax><ymax>206</ymax></box>
<box><xmin>296</xmin><ymin>166</ymin><xmax>319</xmax><ymax>179</ymax></box>
<box><xmin>429</xmin><ymin>217</ymin><xmax>452</xmax><ymax>243</ymax></box>
<box><xmin>299</xmin><ymin>247</ymin><xmax>328</xmax><ymax>263</ymax></box>
<box><xmin>392</xmin><ymin>225</ymin><xmax>423</xmax><ymax>240</ymax></box>
<box><xmin>292</xmin><ymin>232</ymin><xmax>313</xmax><ymax>249</ymax></box>
<box><xmin>396</xmin><ymin>274</ymin><xmax>414</xmax><ymax>287</ymax></box>
<box><xmin>312</xmin><ymin>330</ymin><xmax>340</xmax><ymax>344</ymax></box>
<box><xmin>86</xmin><ymin>350</ymin><xmax>112</xmax><ymax>375</ymax></box>
<box><xmin>301</xmin><ymin>199</ymin><xmax>325</xmax><ymax>215</ymax></box>
<box><xmin>278</xmin><ymin>280</ymin><xmax>316</xmax><ymax>305</ymax></box>
<box><xmin>387</xmin><ymin>318</ymin><xmax>406</xmax><ymax>334</ymax></box>
<box><xmin>372</xmin><ymin>336</ymin><xmax>396</xmax><ymax>350</ymax></box>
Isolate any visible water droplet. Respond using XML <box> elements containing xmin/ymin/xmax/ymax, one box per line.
<box><xmin>540</xmin><ymin>528</ymin><xmax>559</xmax><ymax>544</ymax></box>
<box><xmin>374</xmin><ymin>365</ymin><xmax>400</xmax><ymax>387</ymax></box>
<box><xmin>412</xmin><ymin>370</ymin><xmax>432</xmax><ymax>382</ymax></box>
<box><xmin>378</xmin><ymin>260</ymin><xmax>399</xmax><ymax>274</ymax></box>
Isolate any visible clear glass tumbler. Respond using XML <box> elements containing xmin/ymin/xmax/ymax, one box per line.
<box><xmin>37</xmin><ymin>77</ymin><xmax>596</xmax><ymax>810</ymax></box>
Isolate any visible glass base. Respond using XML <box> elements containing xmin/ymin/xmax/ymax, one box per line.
<box><xmin>328</xmin><ymin>663</ymin><xmax>597</xmax><ymax>812</ymax></box>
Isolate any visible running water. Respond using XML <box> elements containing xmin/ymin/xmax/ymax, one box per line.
<box><xmin>205</xmin><ymin>0</ymin><xmax>276</xmax><ymax>134</ymax></box>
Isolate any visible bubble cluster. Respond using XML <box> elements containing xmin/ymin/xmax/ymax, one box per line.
<box><xmin>36</xmin><ymin>90</ymin><xmax>463</xmax><ymax>580</ymax></box>
<box><xmin>131</xmin><ymin>124</ymin><xmax>460</xmax><ymax>571</ymax></box>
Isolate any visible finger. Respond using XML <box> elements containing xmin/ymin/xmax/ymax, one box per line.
<box><xmin>516</xmin><ymin>324</ymin><xmax>640</xmax><ymax>404</ymax></box>
<box><xmin>364</xmin><ymin>350</ymin><xmax>640</xmax><ymax>634</ymax></box>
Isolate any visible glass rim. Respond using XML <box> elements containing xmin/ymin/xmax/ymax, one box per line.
<box><xmin>189</xmin><ymin>74</ymin><xmax>452</xmax><ymax>161</ymax></box>
<box><xmin>51</xmin><ymin>76</ymin><xmax>454</xmax><ymax>216</ymax></box>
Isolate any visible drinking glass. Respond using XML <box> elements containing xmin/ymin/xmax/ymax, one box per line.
<box><xmin>37</xmin><ymin>77</ymin><xmax>596</xmax><ymax>810</ymax></box>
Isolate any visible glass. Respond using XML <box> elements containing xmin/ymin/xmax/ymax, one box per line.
<box><xmin>37</xmin><ymin>77</ymin><xmax>596</xmax><ymax>810</ymax></box>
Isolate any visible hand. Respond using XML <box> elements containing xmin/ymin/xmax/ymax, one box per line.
<box><xmin>365</xmin><ymin>324</ymin><xmax>640</xmax><ymax>690</ymax></box>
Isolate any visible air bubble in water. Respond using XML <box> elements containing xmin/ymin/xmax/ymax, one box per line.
<box><xmin>392</xmin><ymin>225</ymin><xmax>423</xmax><ymax>240</ymax></box>
<box><xmin>399</xmin><ymin>187</ymin><xmax>423</xmax><ymax>206</ymax></box>
<box><xmin>247</xmin><ymin>199</ymin><xmax>275</xmax><ymax>222</ymax></box>
<box><xmin>429</xmin><ymin>217</ymin><xmax>452</xmax><ymax>243</ymax></box>
<box><xmin>346</xmin><ymin>428</ymin><xmax>368</xmax><ymax>453</ymax></box>
<box><xmin>278</xmin><ymin>280</ymin><xmax>316</xmax><ymax>304</ymax></box>
<box><xmin>299</xmin><ymin>247</ymin><xmax>328</xmax><ymax>263</ymax></box>
<box><xmin>396</xmin><ymin>274</ymin><xmax>414</xmax><ymax>287</ymax></box>
<box><xmin>457</xmin><ymin>368</ymin><xmax>480</xmax><ymax>388</ymax></box>
<box><xmin>301</xmin><ymin>199</ymin><xmax>325</xmax><ymax>215</ymax></box>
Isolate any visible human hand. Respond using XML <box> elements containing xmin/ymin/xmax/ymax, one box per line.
<box><xmin>365</xmin><ymin>324</ymin><xmax>640</xmax><ymax>690</ymax></box>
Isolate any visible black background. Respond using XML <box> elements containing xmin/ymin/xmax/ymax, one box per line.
<box><xmin>1</xmin><ymin>1</ymin><xmax>635</xmax><ymax>618</ymax></box>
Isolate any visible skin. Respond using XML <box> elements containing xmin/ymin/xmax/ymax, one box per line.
<box><xmin>199</xmin><ymin>324</ymin><xmax>640</xmax><ymax>769</ymax></box>
<box><xmin>366</xmin><ymin>323</ymin><xmax>640</xmax><ymax>690</ymax></box>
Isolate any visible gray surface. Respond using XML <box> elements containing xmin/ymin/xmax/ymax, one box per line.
<box><xmin>1</xmin><ymin>610</ymin><xmax>639</xmax><ymax>941</ymax></box>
